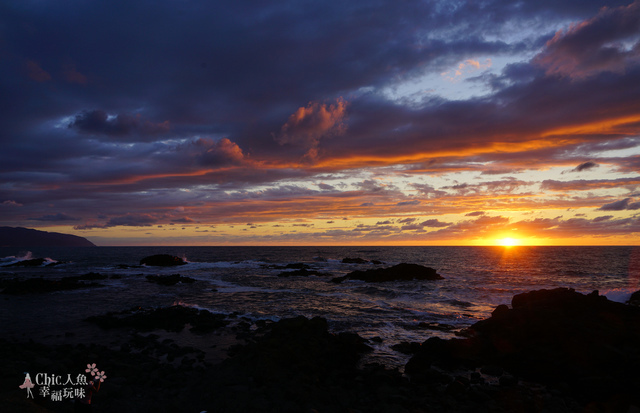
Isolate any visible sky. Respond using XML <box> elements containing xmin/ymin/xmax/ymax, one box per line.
<box><xmin>1</xmin><ymin>0</ymin><xmax>640</xmax><ymax>246</ymax></box>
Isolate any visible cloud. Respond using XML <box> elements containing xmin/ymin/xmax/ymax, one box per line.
<box><xmin>568</xmin><ymin>161</ymin><xmax>599</xmax><ymax>173</ymax></box>
<box><xmin>28</xmin><ymin>213</ymin><xmax>79</xmax><ymax>222</ymax></box>
<box><xmin>194</xmin><ymin>138</ymin><xmax>245</xmax><ymax>166</ymax></box>
<box><xmin>276</xmin><ymin>98</ymin><xmax>348</xmax><ymax>161</ymax></box>
<box><xmin>598</xmin><ymin>197</ymin><xmax>640</xmax><ymax>210</ymax></box>
<box><xmin>420</xmin><ymin>219</ymin><xmax>451</xmax><ymax>228</ymax></box>
<box><xmin>396</xmin><ymin>200</ymin><xmax>421</xmax><ymax>206</ymax></box>
<box><xmin>62</xmin><ymin>63</ymin><xmax>88</xmax><ymax>85</ymax></box>
<box><xmin>172</xmin><ymin>217</ymin><xmax>195</xmax><ymax>224</ymax></box>
<box><xmin>25</xmin><ymin>60</ymin><xmax>51</xmax><ymax>82</ymax></box>
<box><xmin>75</xmin><ymin>213</ymin><xmax>158</xmax><ymax>229</ymax></box>
<box><xmin>2</xmin><ymin>200</ymin><xmax>23</xmax><ymax>207</ymax></box>
<box><xmin>534</xmin><ymin>1</ymin><xmax>640</xmax><ymax>78</ymax></box>
<box><xmin>69</xmin><ymin>110</ymin><xmax>170</xmax><ymax>139</ymax></box>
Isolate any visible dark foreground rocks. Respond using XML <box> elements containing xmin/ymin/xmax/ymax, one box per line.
<box><xmin>4</xmin><ymin>258</ymin><xmax>65</xmax><ymax>267</ymax></box>
<box><xmin>406</xmin><ymin>288</ymin><xmax>640</xmax><ymax>410</ymax></box>
<box><xmin>628</xmin><ymin>289</ymin><xmax>640</xmax><ymax>306</ymax></box>
<box><xmin>332</xmin><ymin>263</ymin><xmax>443</xmax><ymax>283</ymax></box>
<box><xmin>5</xmin><ymin>289</ymin><xmax>640</xmax><ymax>412</ymax></box>
<box><xmin>140</xmin><ymin>254</ymin><xmax>187</xmax><ymax>266</ymax></box>
<box><xmin>85</xmin><ymin>305</ymin><xmax>228</xmax><ymax>334</ymax></box>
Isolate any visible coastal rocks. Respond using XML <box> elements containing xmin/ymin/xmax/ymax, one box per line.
<box><xmin>85</xmin><ymin>305</ymin><xmax>228</xmax><ymax>333</ymax></box>
<box><xmin>205</xmin><ymin>316</ymin><xmax>375</xmax><ymax>411</ymax></box>
<box><xmin>405</xmin><ymin>288</ymin><xmax>640</xmax><ymax>407</ymax></box>
<box><xmin>628</xmin><ymin>290</ymin><xmax>640</xmax><ymax>306</ymax></box>
<box><xmin>145</xmin><ymin>274</ymin><xmax>196</xmax><ymax>285</ymax></box>
<box><xmin>331</xmin><ymin>263</ymin><xmax>443</xmax><ymax>283</ymax></box>
<box><xmin>140</xmin><ymin>254</ymin><xmax>187</xmax><ymax>266</ymax></box>
<box><xmin>4</xmin><ymin>257</ymin><xmax>65</xmax><ymax>267</ymax></box>
<box><xmin>341</xmin><ymin>257</ymin><xmax>369</xmax><ymax>264</ymax></box>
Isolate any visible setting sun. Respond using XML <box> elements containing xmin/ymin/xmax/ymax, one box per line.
<box><xmin>497</xmin><ymin>237</ymin><xmax>520</xmax><ymax>247</ymax></box>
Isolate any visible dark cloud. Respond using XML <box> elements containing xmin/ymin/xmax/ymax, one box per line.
<box><xmin>534</xmin><ymin>1</ymin><xmax>640</xmax><ymax>78</ymax></box>
<box><xmin>420</xmin><ymin>219</ymin><xmax>451</xmax><ymax>228</ymax></box>
<box><xmin>28</xmin><ymin>213</ymin><xmax>79</xmax><ymax>222</ymax></box>
<box><xmin>69</xmin><ymin>110</ymin><xmax>171</xmax><ymax>139</ymax></box>
<box><xmin>598</xmin><ymin>198</ymin><xmax>640</xmax><ymax>210</ymax></box>
<box><xmin>569</xmin><ymin>161</ymin><xmax>599</xmax><ymax>173</ymax></box>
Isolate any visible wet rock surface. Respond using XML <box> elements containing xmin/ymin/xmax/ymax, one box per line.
<box><xmin>139</xmin><ymin>254</ymin><xmax>187</xmax><ymax>266</ymax></box>
<box><xmin>332</xmin><ymin>263</ymin><xmax>443</xmax><ymax>283</ymax></box>
<box><xmin>406</xmin><ymin>288</ymin><xmax>640</xmax><ymax>409</ymax></box>
<box><xmin>85</xmin><ymin>305</ymin><xmax>228</xmax><ymax>334</ymax></box>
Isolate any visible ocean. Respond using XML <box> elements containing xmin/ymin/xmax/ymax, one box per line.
<box><xmin>1</xmin><ymin>246</ymin><xmax>639</xmax><ymax>368</ymax></box>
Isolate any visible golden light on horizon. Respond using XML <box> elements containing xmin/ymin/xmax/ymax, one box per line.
<box><xmin>496</xmin><ymin>237</ymin><xmax>520</xmax><ymax>247</ymax></box>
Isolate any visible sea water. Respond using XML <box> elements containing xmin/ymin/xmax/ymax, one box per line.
<box><xmin>1</xmin><ymin>246</ymin><xmax>638</xmax><ymax>367</ymax></box>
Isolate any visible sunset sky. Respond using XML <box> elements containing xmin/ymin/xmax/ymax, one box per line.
<box><xmin>1</xmin><ymin>0</ymin><xmax>640</xmax><ymax>246</ymax></box>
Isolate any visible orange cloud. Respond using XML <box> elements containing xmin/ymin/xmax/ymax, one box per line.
<box><xmin>276</xmin><ymin>98</ymin><xmax>348</xmax><ymax>161</ymax></box>
<box><xmin>25</xmin><ymin>60</ymin><xmax>51</xmax><ymax>82</ymax></box>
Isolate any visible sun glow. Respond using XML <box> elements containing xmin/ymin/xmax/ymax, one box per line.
<box><xmin>497</xmin><ymin>237</ymin><xmax>520</xmax><ymax>247</ymax></box>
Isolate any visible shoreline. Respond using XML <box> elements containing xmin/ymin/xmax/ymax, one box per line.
<box><xmin>3</xmin><ymin>288</ymin><xmax>640</xmax><ymax>412</ymax></box>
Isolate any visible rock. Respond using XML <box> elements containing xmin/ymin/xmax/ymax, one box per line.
<box><xmin>5</xmin><ymin>257</ymin><xmax>48</xmax><ymax>267</ymax></box>
<box><xmin>491</xmin><ymin>304</ymin><xmax>510</xmax><ymax>319</ymax></box>
<box><xmin>331</xmin><ymin>263</ymin><xmax>443</xmax><ymax>283</ymax></box>
<box><xmin>140</xmin><ymin>254</ymin><xmax>187</xmax><ymax>266</ymax></box>
<box><xmin>85</xmin><ymin>305</ymin><xmax>228</xmax><ymax>333</ymax></box>
<box><xmin>480</xmin><ymin>365</ymin><xmax>503</xmax><ymax>377</ymax></box>
<box><xmin>146</xmin><ymin>274</ymin><xmax>196</xmax><ymax>285</ymax></box>
<box><xmin>391</xmin><ymin>341</ymin><xmax>422</xmax><ymax>355</ymax></box>
<box><xmin>628</xmin><ymin>290</ymin><xmax>640</xmax><ymax>306</ymax></box>
<box><xmin>499</xmin><ymin>375</ymin><xmax>518</xmax><ymax>387</ymax></box>
<box><xmin>406</xmin><ymin>288</ymin><xmax>640</xmax><ymax>407</ymax></box>
<box><xmin>341</xmin><ymin>257</ymin><xmax>369</xmax><ymax>264</ymax></box>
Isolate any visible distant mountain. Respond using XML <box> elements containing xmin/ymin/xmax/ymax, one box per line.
<box><xmin>0</xmin><ymin>227</ymin><xmax>96</xmax><ymax>247</ymax></box>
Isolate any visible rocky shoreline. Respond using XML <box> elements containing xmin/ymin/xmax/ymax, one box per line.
<box><xmin>2</xmin><ymin>287</ymin><xmax>640</xmax><ymax>412</ymax></box>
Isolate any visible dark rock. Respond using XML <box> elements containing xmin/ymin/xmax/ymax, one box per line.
<box><xmin>146</xmin><ymin>274</ymin><xmax>196</xmax><ymax>285</ymax></box>
<box><xmin>332</xmin><ymin>263</ymin><xmax>443</xmax><ymax>283</ymax></box>
<box><xmin>140</xmin><ymin>254</ymin><xmax>187</xmax><ymax>266</ymax></box>
<box><xmin>628</xmin><ymin>290</ymin><xmax>640</xmax><ymax>306</ymax></box>
<box><xmin>499</xmin><ymin>375</ymin><xmax>518</xmax><ymax>387</ymax></box>
<box><xmin>480</xmin><ymin>365</ymin><xmax>503</xmax><ymax>377</ymax></box>
<box><xmin>85</xmin><ymin>305</ymin><xmax>228</xmax><ymax>333</ymax></box>
<box><xmin>406</xmin><ymin>288</ymin><xmax>640</xmax><ymax>407</ymax></box>
<box><xmin>491</xmin><ymin>304</ymin><xmax>510</xmax><ymax>319</ymax></box>
<box><xmin>5</xmin><ymin>258</ymin><xmax>48</xmax><ymax>267</ymax></box>
<box><xmin>342</xmin><ymin>257</ymin><xmax>369</xmax><ymax>264</ymax></box>
<box><xmin>371</xmin><ymin>260</ymin><xmax>384</xmax><ymax>265</ymax></box>
<box><xmin>391</xmin><ymin>341</ymin><xmax>422</xmax><ymax>355</ymax></box>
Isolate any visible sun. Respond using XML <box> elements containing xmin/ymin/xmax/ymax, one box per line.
<box><xmin>496</xmin><ymin>237</ymin><xmax>520</xmax><ymax>247</ymax></box>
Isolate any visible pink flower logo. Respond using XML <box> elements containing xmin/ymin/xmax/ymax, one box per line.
<box><xmin>85</xmin><ymin>363</ymin><xmax>98</xmax><ymax>376</ymax></box>
<box><xmin>94</xmin><ymin>371</ymin><xmax>107</xmax><ymax>382</ymax></box>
